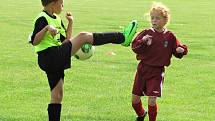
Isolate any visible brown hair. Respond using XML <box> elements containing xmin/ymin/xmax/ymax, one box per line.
<box><xmin>41</xmin><ymin>0</ymin><xmax>58</xmax><ymax>6</ymax></box>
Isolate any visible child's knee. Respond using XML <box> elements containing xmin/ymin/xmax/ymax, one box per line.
<box><xmin>132</xmin><ymin>95</ymin><xmax>141</xmax><ymax>104</ymax></box>
<box><xmin>51</xmin><ymin>91</ymin><xmax>63</xmax><ymax>103</ymax></box>
<box><xmin>148</xmin><ymin>96</ymin><xmax>157</xmax><ymax>106</ymax></box>
<box><xmin>79</xmin><ymin>31</ymin><xmax>88</xmax><ymax>35</ymax></box>
<box><xmin>72</xmin><ymin>32</ymin><xmax>93</xmax><ymax>45</ymax></box>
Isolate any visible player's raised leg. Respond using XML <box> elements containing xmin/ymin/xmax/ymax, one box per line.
<box><xmin>69</xmin><ymin>20</ymin><xmax>138</xmax><ymax>55</ymax></box>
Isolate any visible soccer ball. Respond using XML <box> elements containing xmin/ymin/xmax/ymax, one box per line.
<box><xmin>74</xmin><ymin>43</ymin><xmax>95</xmax><ymax>60</ymax></box>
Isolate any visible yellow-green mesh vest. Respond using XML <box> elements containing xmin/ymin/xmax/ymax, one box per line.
<box><xmin>34</xmin><ymin>12</ymin><xmax>66</xmax><ymax>52</ymax></box>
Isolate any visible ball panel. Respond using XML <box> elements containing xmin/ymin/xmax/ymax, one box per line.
<box><xmin>74</xmin><ymin>43</ymin><xmax>95</xmax><ymax>60</ymax></box>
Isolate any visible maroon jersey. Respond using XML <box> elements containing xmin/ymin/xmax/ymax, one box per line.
<box><xmin>132</xmin><ymin>28</ymin><xmax>188</xmax><ymax>67</ymax></box>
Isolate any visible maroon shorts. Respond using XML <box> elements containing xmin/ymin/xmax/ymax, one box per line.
<box><xmin>132</xmin><ymin>62</ymin><xmax>165</xmax><ymax>97</ymax></box>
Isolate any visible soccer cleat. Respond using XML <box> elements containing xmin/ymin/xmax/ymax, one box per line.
<box><xmin>136</xmin><ymin>110</ymin><xmax>147</xmax><ymax>121</ymax></box>
<box><xmin>121</xmin><ymin>20</ymin><xmax>138</xmax><ymax>47</ymax></box>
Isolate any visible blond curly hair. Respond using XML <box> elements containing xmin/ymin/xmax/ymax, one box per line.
<box><xmin>150</xmin><ymin>2</ymin><xmax>170</xmax><ymax>22</ymax></box>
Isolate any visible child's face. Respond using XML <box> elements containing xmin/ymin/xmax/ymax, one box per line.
<box><xmin>150</xmin><ymin>10</ymin><xmax>167</xmax><ymax>31</ymax></box>
<box><xmin>52</xmin><ymin>0</ymin><xmax>64</xmax><ymax>14</ymax></box>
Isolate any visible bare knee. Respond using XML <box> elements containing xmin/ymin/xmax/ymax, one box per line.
<box><xmin>132</xmin><ymin>94</ymin><xmax>141</xmax><ymax>104</ymax></box>
<box><xmin>148</xmin><ymin>96</ymin><xmax>157</xmax><ymax>106</ymax></box>
<box><xmin>77</xmin><ymin>32</ymin><xmax>92</xmax><ymax>42</ymax></box>
<box><xmin>51</xmin><ymin>90</ymin><xmax>63</xmax><ymax>103</ymax></box>
<box><xmin>78</xmin><ymin>31</ymin><xmax>89</xmax><ymax>36</ymax></box>
<box><xmin>50</xmin><ymin>80</ymin><xmax>64</xmax><ymax>103</ymax></box>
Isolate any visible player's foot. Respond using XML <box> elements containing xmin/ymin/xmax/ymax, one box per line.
<box><xmin>136</xmin><ymin>110</ymin><xmax>147</xmax><ymax>121</ymax></box>
<box><xmin>121</xmin><ymin>20</ymin><xmax>138</xmax><ymax>47</ymax></box>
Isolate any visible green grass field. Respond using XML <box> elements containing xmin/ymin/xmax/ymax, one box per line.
<box><xmin>0</xmin><ymin>0</ymin><xmax>215</xmax><ymax>121</ymax></box>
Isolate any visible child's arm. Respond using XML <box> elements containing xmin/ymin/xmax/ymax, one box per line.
<box><xmin>132</xmin><ymin>30</ymin><xmax>152</xmax><ymax>54</ymax></box>
<box><xmin>173</xmin><ymin>39</ymin><xmax>188</xmax><ymax>58</ymax></box>
<box><xmin>33</xmin><ymin>25</ymin><xmax>58</xmax><ymax>46</ymax></box>
<box><xmin>65</xmin><ymin>12</ymin><xmax>73</xmax><ymax>40</ymax></box>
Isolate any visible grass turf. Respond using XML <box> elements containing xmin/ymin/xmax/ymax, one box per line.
<box><xmin>0</xmin><ymin>0</ymin><xmax>214</xmax><ymax>120</ymax></box>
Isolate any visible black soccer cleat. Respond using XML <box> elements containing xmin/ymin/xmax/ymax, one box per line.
<box><xmin>136</xmin><ymin>110</ymin><xmax>147</xmax><ymax>121</ymax></box>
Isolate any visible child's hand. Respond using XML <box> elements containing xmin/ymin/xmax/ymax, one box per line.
<box><xmin>141</xmin><ymin>34</ymin><xmax>152</xmax><ymax>46</ymax></box>
<box><xmin>176</xmin><ymin>47</ymin><xmax>185</xmax><ymax>53</ymax></box>
<box><xmin>47</xmin><ymin>25</ymin><xmax>58</xmax><ymax>37</ymax></box>
<box><xmin>66</xmin><ymin>12</ymin><xmax>73</xmax><ymax>23</ymax></box>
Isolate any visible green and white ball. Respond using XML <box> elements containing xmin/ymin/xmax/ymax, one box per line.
<box><xmin>74</xmin><ymin>43</ymin><xmax>95</xmax><ymax>60</ymax></box>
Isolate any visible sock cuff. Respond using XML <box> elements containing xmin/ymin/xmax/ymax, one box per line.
<box><xmin>48</xmin><ymin>104</ymin><xmax>62</xmax><ymax>110</ymax></box>
<box><xmin>49</xmin><ymin>103</ymin><xmax>61</xmax><ymax>106</ymax></box>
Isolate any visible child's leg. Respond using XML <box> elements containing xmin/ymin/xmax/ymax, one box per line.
<box><xmin>132</xmin><ymin>94</ymin><xmax>147</xmax><ymax>118</ymax></box>
<box><xmin>50</xmin><ymin>79</ymin><xmax>64</xmax><ymax>103</ymax></box>
<box><xmin>69</xmin><ymin>20</ymin><xmax>138</xmax><ymax>55</ymax></box>
<box><xmin>69</xmin><ymin>32</ymin><xmax>125</xmax><ymax>55</ymax></box>
<box><xmin>48</xmin><ymin>78</ymin><xmax>64</xmax><ymax>121</ymax></box>
<box><xmin>148</xmin><ymin>96</ymin><xmax>158</xmax><ymax>121</ymax></box>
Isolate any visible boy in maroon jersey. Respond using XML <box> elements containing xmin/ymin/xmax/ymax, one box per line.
<box><xmin>131</xmin><ymin>2</ymin><xmax>188</xmax><ymax>121</ymax></box>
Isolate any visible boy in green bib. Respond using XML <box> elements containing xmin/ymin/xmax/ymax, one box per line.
<box><xmin>30</xmin><ymin>0</ymin><xmax>138</xmax><ymax>120</ymax></box>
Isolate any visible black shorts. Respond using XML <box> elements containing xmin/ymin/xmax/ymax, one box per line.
<box><xmin>37</xmin><ymin>41</ymin><xmax>72</xmax><ymax>90</ymax></box>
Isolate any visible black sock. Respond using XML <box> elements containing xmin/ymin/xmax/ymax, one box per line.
<box><xmin>92</xmin><ymin>32</ymin><xmax>125</xmax><ymax>45</ymax></box>
<box><xmin>48</xmin><ymin>104</ymin><xmax>62</xmax><ymax>121</ymax></box>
